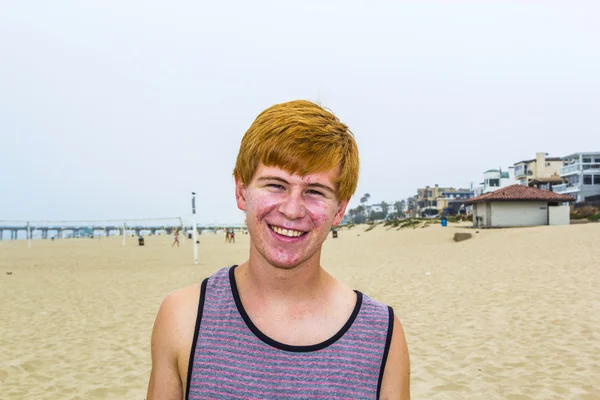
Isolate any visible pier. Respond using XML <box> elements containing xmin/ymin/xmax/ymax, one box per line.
<box><xmin>0</xmin><ymin>222</ymin><xmax>246</xmax><ymax>240</ymax></box>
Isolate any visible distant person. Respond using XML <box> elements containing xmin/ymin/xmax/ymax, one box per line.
<box><xmin>230</xmin><ymin>229</ymin><xmax>235</xmax><ymax>244</ymax></box>
<box><xmin>147</xmin><ymin>100</ymin><xmax>410</xmax><ymax>399</ymax></box>
<box><xmin>171</xmin><ymin>229</ymin><xmax>180</xmax><ymax>248</ymax></box>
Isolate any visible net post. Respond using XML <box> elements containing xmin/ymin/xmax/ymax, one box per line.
<box><xmin>179</xmin><ymin>217</ymin><xmax>185</xmax><ymax>245</ymax></box>
<box><xmin>192</xmin><ymin>193</ymin><xmax>198</xmax><ymax>265</ymax></box>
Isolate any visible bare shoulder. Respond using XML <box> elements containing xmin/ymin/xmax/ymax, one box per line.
<box><xmin>158</xmin><ymin>283</ymin><xmax>203</xmax><ymax>364</ymax></box>
<box><xmin>380</xmin><ymin>315</ymin><xmax>410</xmax><ymax>400</ymax></box>
<box><xmin>146</xmin><ymin>283</ymin><xmax>203</xmax><ymax>400</ymax></box>
<box><xmin>158</xmin><ymin>283</ymin><xmax>203</xmax><ymax>326</ymax></box>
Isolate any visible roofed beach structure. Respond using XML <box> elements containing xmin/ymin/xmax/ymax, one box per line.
<box><xmin>465</xmin><ymin>185</ymin><xmax>575</xmax><ymax>228</ymax></box>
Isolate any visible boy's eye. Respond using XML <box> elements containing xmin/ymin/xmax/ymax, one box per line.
<box><xmin>306</xmin><ymin>190</ymin><xmax>324</xmax><ymax>196</ymax></box>
<box><xmin>267</xmin><ymin>184</ymin><xmax>285</xmax><ymax>190</ymax></box>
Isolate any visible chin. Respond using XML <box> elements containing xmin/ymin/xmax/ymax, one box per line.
<box><xmin>264</xmin><ymin>252</ymin><xmax>307</xmax><ymax>270</ymax></box>
<box><xmin>269</xmin><ymin>263</ymin><xmax>300</xmax><ymax>271</ymax></box>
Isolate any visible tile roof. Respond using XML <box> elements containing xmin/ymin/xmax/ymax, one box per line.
<box><xmin>464</xmin><ymin>185</ymin><xmax>575</xmax><ymax>205</ymax></box>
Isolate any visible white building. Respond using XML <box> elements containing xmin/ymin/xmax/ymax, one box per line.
<box><xmin>473</xmin><ymin>167</ymin><xmax>517</xmax><ymax>196</ymax></box>
<box><xmin>465</xmin><ymin>185</ymin><xmax>574</xmax><ymax>228</ymax></box>
<box><xmin>368</xmin><ymin>205</ymin><xmax>383</xmax><ymax>213</ymax></box>
<box><xmin>553</xmin><ymin>152</ymin><xmax>600</xmax><ymax>202</ymax></box>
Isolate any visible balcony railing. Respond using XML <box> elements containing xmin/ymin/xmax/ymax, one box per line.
<box><xmin>560</xmin><ymin>164</ymin><xmax>580</xmax><ymax>175</ymax></box>
<box><xmin>514</xmin><ymin>169</ymin><xmax>533</xmax><ymax>177</ymax></box>
<box><xmin>553</xmin><ymin>184</ymin><xmax>579</xmax><ymax>193</ymax></box>
<box><xmin>561</xmin><ymin>162</ymin><xmax>600</xmax><ymax>176</ymax></box>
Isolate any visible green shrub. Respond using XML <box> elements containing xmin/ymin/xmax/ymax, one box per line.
<box><xmin>397</xmin><ymin>219</ymin><xmax>420</xmax><ymax>230</ymax></box>
<box><xmin>365</xmin><ymin>222</ymin><xmax>379</xmax><ymax>232</ymax></box>
<box><xmin>574</xmin><ymin>206</ymin><xmax>598</xmax><ymax>218</ymax></box>
<box><xmin>589</xmin><ymin>213</ymin><xmax>600</xmax><ymax>222</ymax></box>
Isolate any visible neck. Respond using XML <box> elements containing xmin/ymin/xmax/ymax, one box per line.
<box><xmin>235</xmin><ymin>245</ymin><xmax>331</xmax><ymax>303</ymax></box>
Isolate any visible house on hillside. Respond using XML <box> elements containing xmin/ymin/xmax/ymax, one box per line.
<box><xmin>464</xmin><ymin>185</ymin><xmax>574</xmax><ymax>228</ymax></box>
<box><xmin>552</xmin><ymin>152</ymin><xmax>600</xmax><ymax>202</ymax></box>
<box><xmin>513</xmin><ymin>152</ymin><xmax>562</xmax><ymax>186</ymax></box>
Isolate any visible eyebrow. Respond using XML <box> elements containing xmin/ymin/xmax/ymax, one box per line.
<box><xmin>257</xmin><ymin>176</ymin><xmax>336</xmax><ymax>195</ymax></box>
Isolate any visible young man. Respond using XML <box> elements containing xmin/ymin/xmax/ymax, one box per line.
<box><xmin>147</xmin><ymin>100</ymin><xmax>410</xmax><ymax>399</ymax></box>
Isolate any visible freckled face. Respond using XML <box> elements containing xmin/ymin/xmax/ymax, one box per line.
<box><xmin>236</xmin><ymin>164</ymin><xmax>349</xmax><ymax>270</ymax></box>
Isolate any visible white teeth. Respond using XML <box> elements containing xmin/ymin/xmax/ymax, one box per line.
<box><xmin>271</xmin><ymin>226</ymin><xmax>304</xmax><ymax>237</ymax></box>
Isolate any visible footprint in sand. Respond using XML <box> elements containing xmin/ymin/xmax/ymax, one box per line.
<box><xmin>431</xmin><ymin>383</ymin><xmax>467</xmax><ymax>392</ymax></box>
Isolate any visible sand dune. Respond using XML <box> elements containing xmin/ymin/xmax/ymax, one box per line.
<box><xmin>1</xmin><ymin>223</ymin><xmax>599</xmax><ymax>399</ymax></box>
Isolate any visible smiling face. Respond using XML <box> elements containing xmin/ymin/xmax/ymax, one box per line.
<box><xmin>236</xmin><ymin>164</ymin><xmax>349</xmax><ymax>270</ymax></box>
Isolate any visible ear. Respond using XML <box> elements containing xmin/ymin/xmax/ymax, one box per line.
<box><xmin>235</xmin><ymin>179</ymin><xmax>248</xmax><ymax>211</ymax></box>
<box><xmin>332</xmin><ymin>199</ymin><xmax>350</xmax><ymax>226</ymax></box>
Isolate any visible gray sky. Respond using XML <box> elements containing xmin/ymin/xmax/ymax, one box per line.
<box><xmin>2</xmin><ymin>1</ymin><xmax>599</xmax><ymax>224</ymax></box>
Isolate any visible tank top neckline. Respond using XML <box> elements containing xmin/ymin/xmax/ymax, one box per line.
<box><xmin>228</xmin><ymin>265</ymin><xmax>363</xmax><ymax>353</ymax></box>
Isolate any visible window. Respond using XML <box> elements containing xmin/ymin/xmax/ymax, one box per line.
<box><xmin>583</xmin><ymin>158</ymin><xmax>591</xmax><ymax>163</ymax></box>
<box><xmin>595</xmin><ymin>158</ymin><xmax>600</xmax><ymax>163</ymax></box>
<box><xmin>583</xmin><ymin>175</ymin><xmax>592</xmax><ymax>185</ymax></box>
<box><xmin>595</xmin><ymin>175</ymin><xmax>600</xmax><ymax>185</ymax></box>
<box><xmin>428</xmin><ymin>190</ymin><xmax>432</xmax><ymax>197</ymax></box>
<box><xmin>515</xmin><ymin>166</ymin><xmax>523</xmax><ymax>176</ymax></box>
<box><xmin>489</xmin><ymin>179</ymin><xmax>500</xmax><ymax>187</ymax></box>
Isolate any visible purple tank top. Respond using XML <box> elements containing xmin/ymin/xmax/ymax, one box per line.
<box><xmin>186</xmin><ymin>266</ymin><xmax>394</xmax><ymax>399</ymax></box>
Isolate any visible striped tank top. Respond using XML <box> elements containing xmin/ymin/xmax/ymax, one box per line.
<box><xmin>186</xmin><ymin>266</ymin><xmax>394</xmax><ymax>399</ymax></box>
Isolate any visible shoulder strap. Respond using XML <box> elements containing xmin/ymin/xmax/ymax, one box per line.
<box><xmin>376</xmin><ymin>306</ymin><xmax>394</xmax><ymax>399</ymax></box>
<box><xmin>184</xmin><ymin>278</ymin><xmax>209</xmax><ymax>400</ymax></box>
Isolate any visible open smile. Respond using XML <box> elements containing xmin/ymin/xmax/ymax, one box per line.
<box><xmin>268</xmin><ymin>225</ymin><xmax>308</xmax><ymax>238</ymax></box>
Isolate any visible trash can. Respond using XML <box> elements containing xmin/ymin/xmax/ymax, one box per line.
<box><xmin>138</xmin><ymin>236</ymin><xmax>145</xmax><ymax>246</ymax></box>
<box><xmin>188</xmin><ymin>233</ymin><xmax>192</xmax><ymax>239</ymax></box>
<box><xmin>332</xmin><ymin>229</ymin><xmax>338</xmax><ymax>238</ymax></box>
<box><xmin>441</xmin><ymin>218</ymin><xmax>448</xmax><ymax>227</ymax></box>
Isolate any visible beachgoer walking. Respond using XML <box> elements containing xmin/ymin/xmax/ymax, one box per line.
<box><xmin>172</xmin><ymin>229</ymin><xmax>180</xmax><ymax>248</ymax></box>
<box><xmin>147</xmin><ymin>100</ymin><xmax>410</xmax><ymax>399</ymax></box>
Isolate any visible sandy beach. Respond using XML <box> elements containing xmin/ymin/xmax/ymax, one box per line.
<box><xmin>1</xmin><ymin>223</ymin><xmax>599</xmax><ymax>399</ymax></box>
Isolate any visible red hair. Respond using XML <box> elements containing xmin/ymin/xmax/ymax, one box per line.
<box><xmin>233</xmin><ymin>100</ymin><xmax>359</xmax><ymax>201</ymax></box>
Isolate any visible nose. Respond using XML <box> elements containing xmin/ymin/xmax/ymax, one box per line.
<box><xmin>278</xmin><ymin>188</ymin><xmax>306</xmax><ymax>220</ymax></box>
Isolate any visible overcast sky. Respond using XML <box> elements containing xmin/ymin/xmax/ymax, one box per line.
<box><xmin>1</xmin><ymin>1</ymin><xmax>599</xmax><ymax>225</ymax></box>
